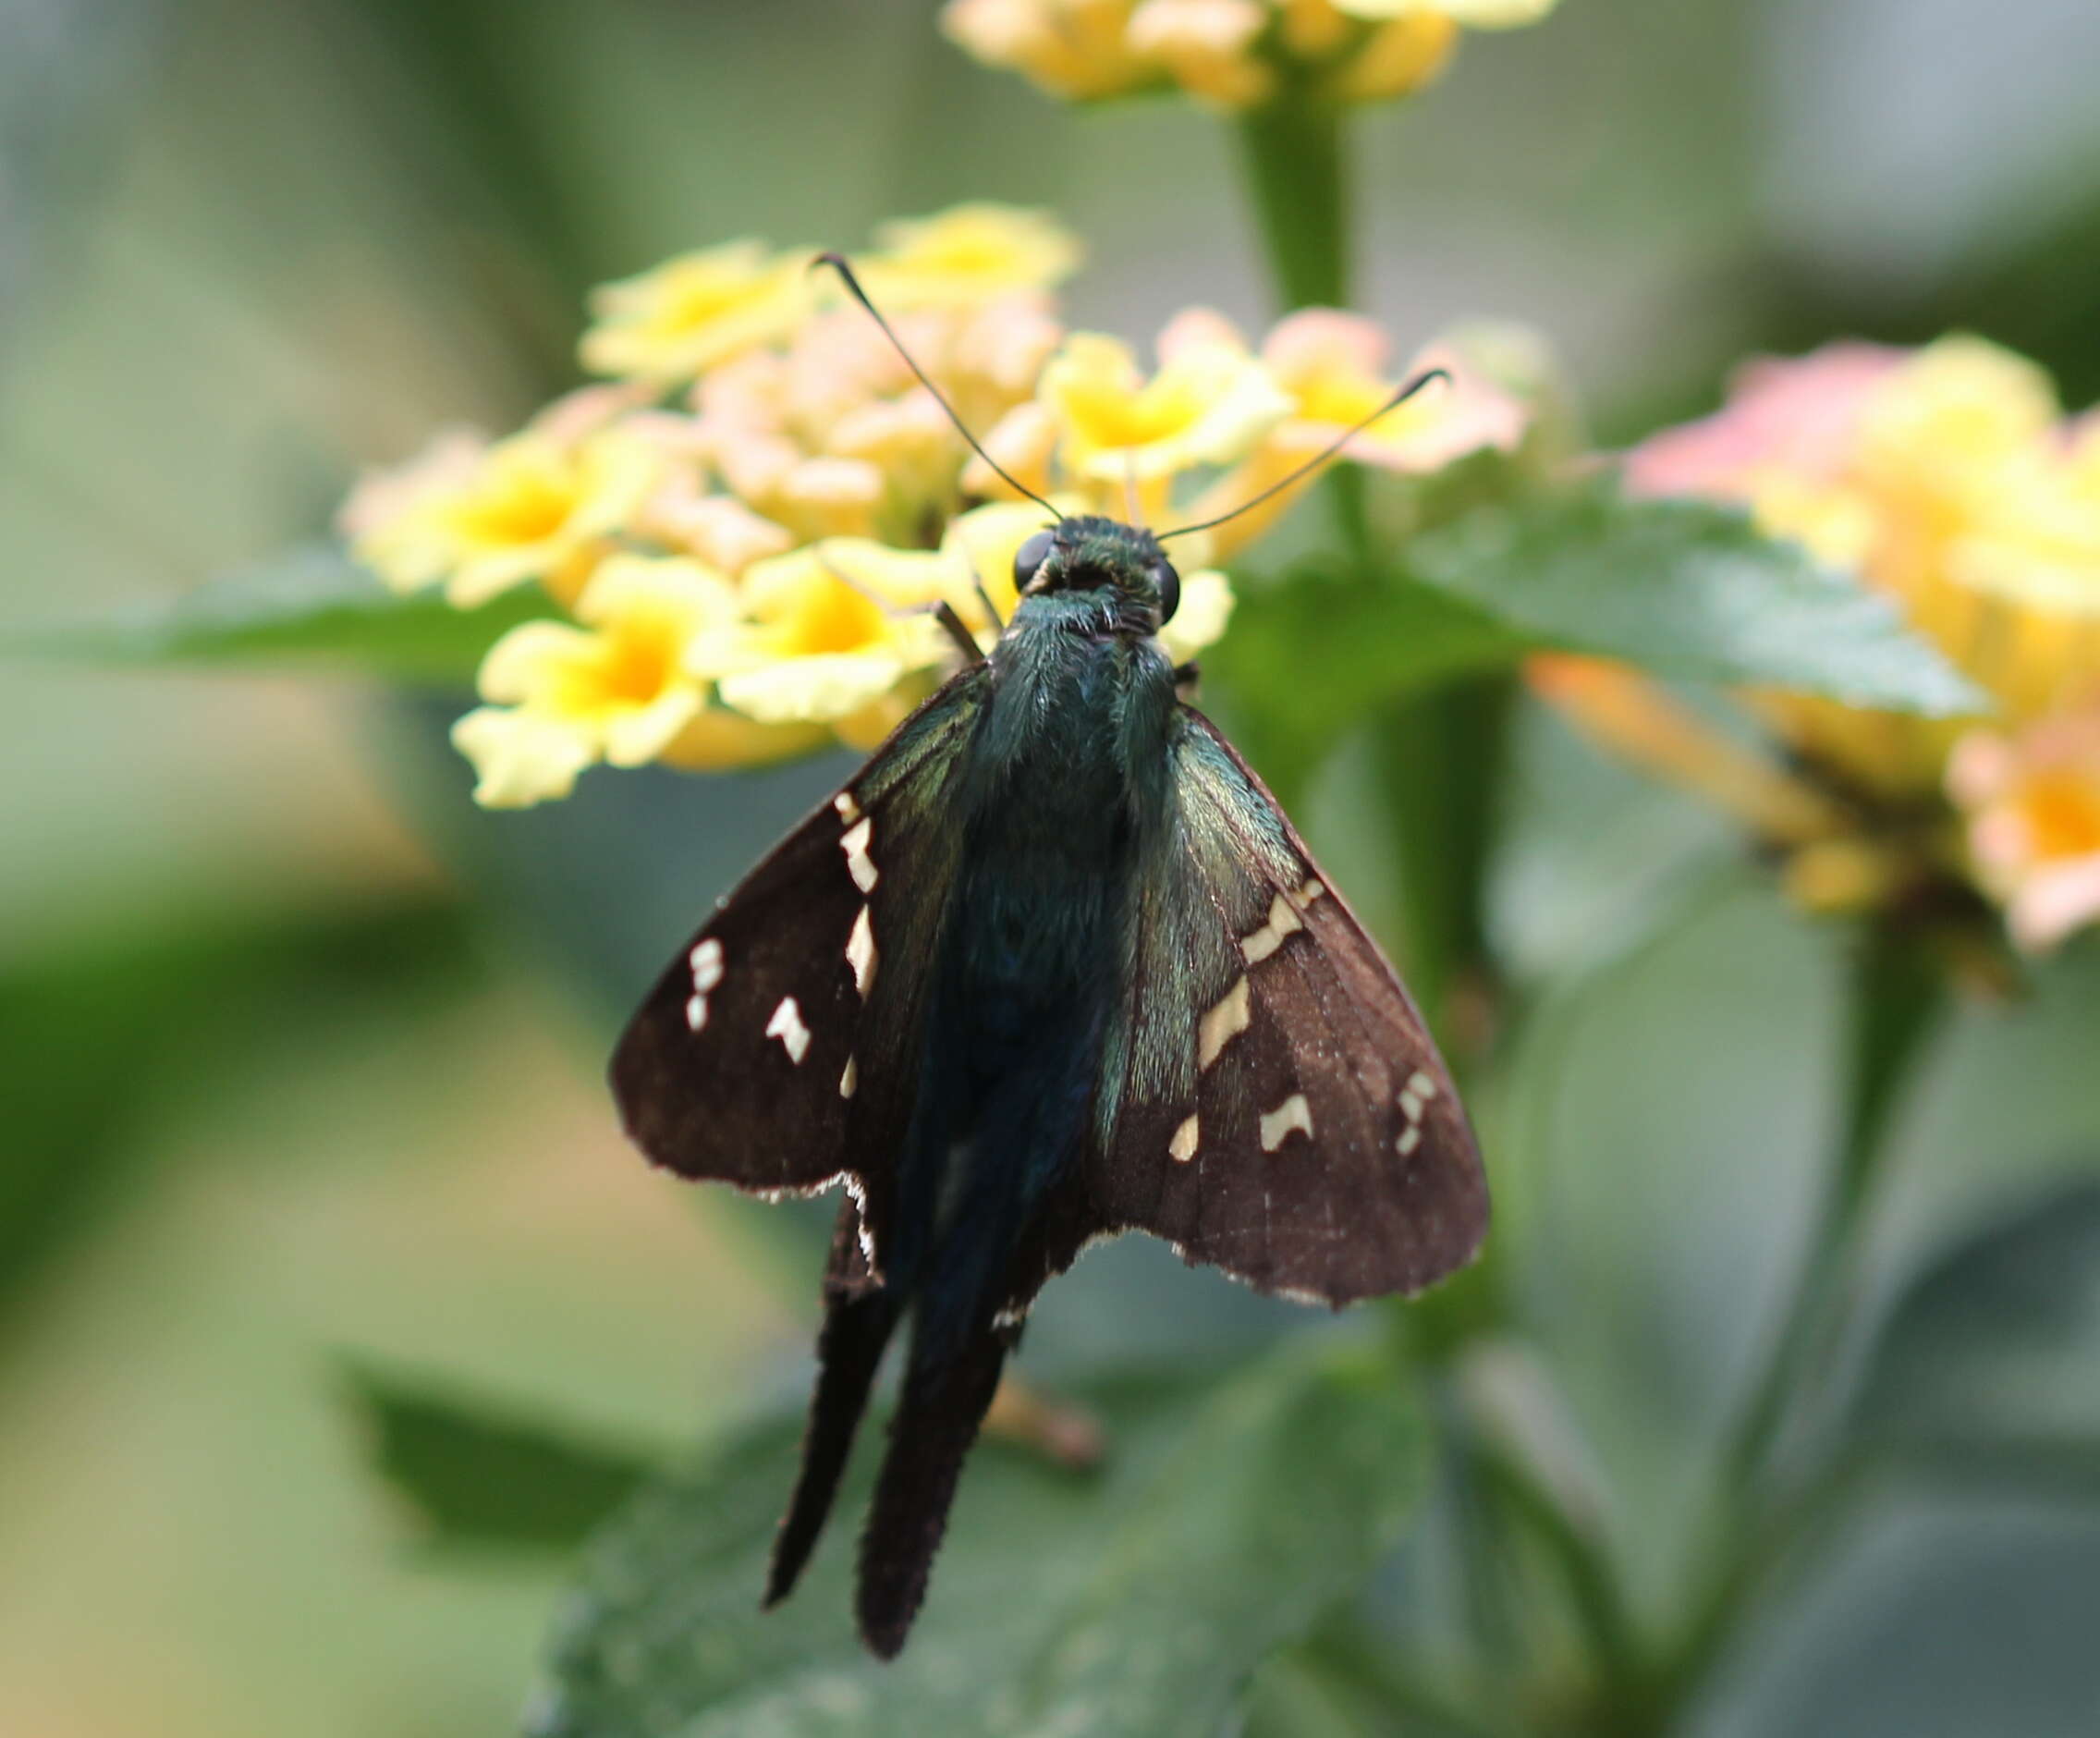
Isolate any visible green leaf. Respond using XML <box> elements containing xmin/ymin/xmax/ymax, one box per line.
<box><xmin>1845</xmin><ymin>1177</ymin><xmax>2100</xmax><ymax>1492</ymax></box>
<box><xmin>8</xmin><ymin>545</ymin><xmax>553</xmax><ymax>685</ymax></box>
<box><xmin>342</xmin><ymin>1360</ymin><xmax>658</xmax><ymax>1551</ymax></box>
<box><xmin>1206</xmin><ymin>565</ymin><xmax>1523</xmax><ymax>802</ymax></box>
<box><xmin>1405</xmin><ymin>483</ymin><xmax>1986</xmax><ymax>715</ymax></box>
<box><xmin>531</xmin><ymin>1351</ymin><xmax>1430</xmax><ymax>1738</ymax></box>
<box><xmin>0</xmin><ymin>892</ymin><xmax>481</xmax><ymax>1336</ymax></box>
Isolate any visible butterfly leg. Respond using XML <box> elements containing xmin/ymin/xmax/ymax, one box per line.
<box><xmin>952</xmin><ymin>543</ymin><xmax>1006</xmax><ymax>633</ymax></box>
<box><xmin>815</xmin><ymin>555</ymin><xmax>985</xmax><ymax>665</ymax></box>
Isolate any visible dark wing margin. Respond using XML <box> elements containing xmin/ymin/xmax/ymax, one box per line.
<box><xmin>609</xmin><ymin>667</ymin><xmax>988</xmax><ymax>1242</ymax></box>
<box><xmin>1085</xmin><ymin>705</ymin><xmax>1488</xmax><ymax>1305</ymax></box>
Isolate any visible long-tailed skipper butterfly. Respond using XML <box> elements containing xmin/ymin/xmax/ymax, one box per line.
<box><xmin>611</xmin><ymin>255</ymin><xmax>1487</xmax><ymax>1658</ymax></box>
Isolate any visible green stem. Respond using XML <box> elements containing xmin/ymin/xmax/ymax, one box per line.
<box><xmin>1370</xmin><ymin>677</ymin><xmax>1514</xmax><ymax>1058</ymax></box>
<box><xmin>1721</xmin><ymin>916</ymin><xmax>1945</xmax><ymax>1498</ymax></box>
<box><xmin>1301</xmin><ymin>1619</ymin><xmax>1526</xmax><ymax>1738</ymax></box>
<box><xmin>1236</xmin><ymin>97</ymin><xmax>1351</xmax><ymax>309</ymax></box>
<box><xmin>1236</xmin><ymin>91</ymin><xmax>1509</xmax><ymax>1054</ymax></box>
<box><xmin>1235</xmin><ymin>95</ymin><xmax>1367</xmax><ymax>551</ymax></box>
<box><xmin>1473</xmin><ymin>1441</ymin><xmax>1642</xmax><ymax>1691</ymax></box>
<box><xmin>1638</xmin><ymin>1457</ymin><xmax>1867</xmax><ymax>1731</ymax></box>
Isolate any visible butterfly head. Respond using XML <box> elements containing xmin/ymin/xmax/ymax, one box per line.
<box><xmin>1010</xmin><ymin>516</ymin><xmax>1179</xmax><ymax>636</ymax></box>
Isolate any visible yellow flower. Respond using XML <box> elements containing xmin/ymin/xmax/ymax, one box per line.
<box><xmin>1039</xmin><ymin>323</ymin><xmax>1292</xmax><ymax>492</ymax></box>
<box><xmin>690</xmin><ymin>542</ymin><xmax>953</xmax><ymax>749</ymax></box>
<box><xmin>942</xmin><ymin>0</ymin><xmax>1558</xmax><ymax>110</ymax></box>
<box><xmin>859</xmin><ymin>204</ymin><xmax>1083</xmax><ymax>309</ymax></box>
<box><xmin>962</xmin><ymin>400</ymin><xmax>1062</xmax><ymax>505</ymax></box>
<box><xmin>338</xmin><ymin>426</ymin><xmax>486</xmax><ymax>593</ymax></box>
<box><xmin>633</xmin><ymin>480</ymin><xmax>794</xmax><ymax>574</ymax></box>
<box><xmin>680</xmin><ymin>272</ymin><xmax>1065</xmax><ymax>546</ymax></box>
<box><xmin>1126</xmin><ymin>0</ymin><xmax>1275</xmax><ymax>108</ymax></box>
<box><xmin>1328</xmin><ymin>13</ymin><xmax>1458</xmax><ymax>102</ymax></box>
<box><xmin>1170</xmin><ymin>309</ymin><xmax>1528</xmax><ymax>556</ymax></box>
<box><xmin>580</xmin><ymin>240</ymin><xmax>812</xmax><ymax>386</ymax></box>
<box><xmin>348</xmin><ymin>424</ymin><xmax>659</xmax><ymax>609</ymax></box>
<box><xmin>1948</xmin><ymin>710</ymin><xmax>2100</xmax><ymax>953</ymax></box>
<box><xmin>1630</xmin><ymin>336</ymin><xmax>2100</xmax><ymax>798</ymax></box>
<box><xmin>939</xmin><ymin>0</ymin><xmax>1162</xmax><ymax>102</ymax></box>
<box><xmin>1334</xmin><ymin>0</ymin><xmax>1557</xmax><ymax>23</ymax></box>
<box><xmin>453</xmin><ymin>554</ymin><xmax>741</xmax><ymax>806</ymax></box>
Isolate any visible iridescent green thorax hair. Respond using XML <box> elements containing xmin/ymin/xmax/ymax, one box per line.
<box><xmin>1014</xmin><ymin>514</ymin><xmax>1180</xmax><ymax>639</ymax></box>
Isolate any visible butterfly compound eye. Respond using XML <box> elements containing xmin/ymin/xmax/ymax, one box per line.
<box><xmin>1013</xmin><ymin>529</ymin><xmax>1056</xmax><ymax>591</ymax></box>
<box><xmin>1150</xmin><ymin>559</ymin><xmax>1180</xmax><ymax>625</ymax></box>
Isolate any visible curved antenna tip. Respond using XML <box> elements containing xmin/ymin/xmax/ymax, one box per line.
<box><xmin>809</xmin><ymin>250</ymin><xmax>1063</xmax><ymax>521</ymax></box>
<box><xmin>1156</xmin><ymin>364</ymin><xmax>1452</xmax><ymax>544</ymax></box>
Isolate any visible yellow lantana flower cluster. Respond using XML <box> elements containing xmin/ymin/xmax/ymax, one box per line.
<box><xmin>1551</xmin><ymin>336</ymin><xmax>2100</xmax><ymax>954</ymax></box>
<box><xmin>340</xmin><ymin>202</ymin><xmax>1524</xmax><ymax>809</ymax></box>
<box><xmin>941</xmin><ymin>0</ymin><xmax>1559</xmax><ymax>111</ymax></box>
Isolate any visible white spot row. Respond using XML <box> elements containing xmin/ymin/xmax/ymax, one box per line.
<box><xmin>1260</xmin><ymin>1093</ymin><xmax>1313</xmax><ymax>1152</ymax></box>
<box><xmin>1396</xmin><ymin>1068</ymin><xmax>1437</xmax><ymax>1157</ymax></box>
<box><xmin>847</xmin><ymin>905</ymin><xmax>878</xmax><ymax>996</ymax></box>
<box><xmin>1169</xmin><ymin>1113</ymin><xmax>1200</xmax><ymax>1163</ymax></box>
<box><xmin>1197</xmin><ymin>976</ymin><xmax>1251</xmax><ymax>1070</ymax></box>
<box><xmin>766</xmin><ymin>996</ymin><xmax>811</xmax><ymax>1064</ymax></box>
<box><xmin>1239</xmin><ymin>892</ymin><xmax>1303</xmax><ymax>965</ymax></box>
<box><xmin>684</xmin><ymin>937</ymin><xmax>724</xmax><ymax>1031</ymax></box>
<box><xmin>841</xmin><ymin>815</ymin><xmax>878</xmax><ymax>894</ymax></box>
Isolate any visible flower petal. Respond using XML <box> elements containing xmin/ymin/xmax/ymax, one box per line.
<box><xmin>451</xmin><ymin>706</ymin><xmax>598</xmax><ymax>808</ymax></box>
<box><xmin>1159</xmin><ymin>568</ymin><xmax>1235</xmax><ymax>663</ymax></box>
<box><xmin>718</xmin><ymin>651</ymin><xmax>910</xmax><ymax>723</ymax></box>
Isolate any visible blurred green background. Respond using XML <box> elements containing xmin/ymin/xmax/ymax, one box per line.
<box><xmin>6</xmin><ymin>2</ymin><xmax>2100</xmax><ymax>1733</ymax></box>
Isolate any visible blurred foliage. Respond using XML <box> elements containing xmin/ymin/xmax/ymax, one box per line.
<box><xmin>1211</xmin><ymin>471</ymin><xmax>1982</xmax><ymax>806</ymax></box>
<box><xmin>0</xmin><ymin>888</ymin><xmax>482</xmax><ymax>1337</ymax></box>
<box><xmin>531</xmin><ymin>1352</ymin><xmax>1426</xmax><ymax>1738</ymax></box>
<box><xmin>1849</xmin><ymin>1176</ymin><xmax>2100</xmax><ymax>1493</ymax></box>
<box><xmin>342</xmin><ymin>1359</ymin><xmax>658</xmax><ymax>1550</ymax></box>
<box><xmin>13</xmin><ymin>545</ymin><xmax>556</xmax><ymax>684</ymax></box>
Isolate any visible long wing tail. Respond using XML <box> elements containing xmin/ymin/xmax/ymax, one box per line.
<box><xmin>764</xmin><ymin>1209</ymin><xmax>902</xmax><ymax>1609</ymax></box>
<box><xmin>854</xmin><ymin>1319</ymin><xmax>1009</xmax><ymax>1658</ymax></box>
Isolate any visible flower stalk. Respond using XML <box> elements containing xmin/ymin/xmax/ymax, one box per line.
<box><xmin>1721</xmin><ymin>912</ymin><xmax>1946</xmax><ymax>1498</ymax></box>
<box><xmin>1235</xmin><ymin>84</ymin><xmax>1508</xmax><ymax>1054</ymax></box>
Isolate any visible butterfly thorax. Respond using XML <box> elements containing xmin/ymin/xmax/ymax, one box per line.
<box><xmin>887</xmin><ymin>574</ymin><xmax>1178</xmax><ymax>1321</ymax></box>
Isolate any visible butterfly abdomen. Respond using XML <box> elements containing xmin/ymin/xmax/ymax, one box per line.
<box><xmin>849</xmin><ymin>612</ymin><xmax>1178</xmax><ymax>1651</ymax></box>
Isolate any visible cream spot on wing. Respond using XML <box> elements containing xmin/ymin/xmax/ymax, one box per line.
<box><xmin>686</xmin><ymin>937</ymin><xmax>725</xmax><ymax>1031</ymax></box>
<box><xmin>1296</xmin><ymin>876</ymin><xmax>1326</xmax><ymax>906</ymax></box>
<box><xmin>689</xmin><ymin>937</ymin><xmax>725</xmax><ymax>992</ymax></box>
<box><xmin>1169</xmin><ymin>1113</ymin><xmax>1200</xmax><ymax>1162</ymax></box>
<box><xmin>846</xmin><ymin>904</ymin><xmax>877</xmax><ymax>996</ymax></box>
<box><xmin>1259</xmin><ymin>1093</ymin><xmax>1313</xmax><ymax>1152</ymax></box>
<box><xmin>839</xmin><ymin>1055</ymin><xmax>857</xmax><ymax>1098</ymax></box>
<box><xmin>1406</xmin><ymin>1070</ymin><xmax>1437</xmax><ymax>1100</ymax></box>
<box><xmin>834</xmin><ymin>790</ymin><xmax>861</xmax><ymax>824</ymax></box>
<box><xmin>765</xmin><ymin>996</ymin><xmax>812</xmax><ymax>1063</ymax></box>
<box><xmin>1399</xmin><ymin>1088</ymin><xmax>1423</xmax><ymax>1123</ymax></box>
<box><xmin>840</xmin><ymin>816</ymin><xmax>878</xmax><ymax>893</ymax></box>
<box><xmin>1396</xmin><ymin>1122</ymin><xmax>1422</xmax><ymax>1157</ymax></box>
<box><xmin>1239</xmin><ymin>891</ymin><xmax>1303</xmax><ymax>964</ymax></box>
<box><xmin>1197</xmin><ymin>977</ymin><xmax>1251</xmax><ymax>1070</ymax></box>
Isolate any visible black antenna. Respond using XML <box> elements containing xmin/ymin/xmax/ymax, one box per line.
<box><xmin>813</xmin><ymin>252</ymin><xmax>1064</xmax><ymax>520</ymax></box>
<box><xmin>1155</xmin><ymin>367</ymin><xmax>1450</xmax><ymax>543</ymax></box>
